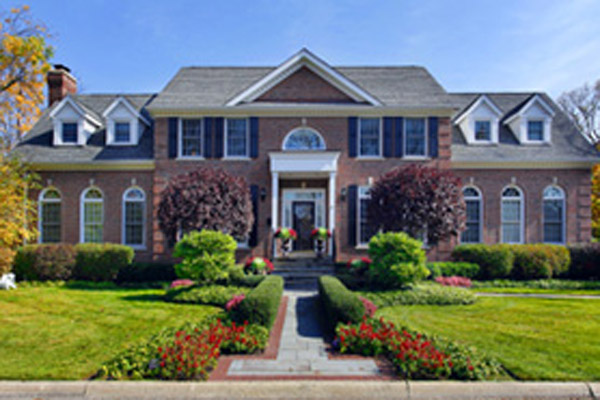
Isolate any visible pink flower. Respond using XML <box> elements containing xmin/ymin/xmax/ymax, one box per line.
<box><xmin>358</xmin><ymin>296</ymin><xmax>378</xmax><ymax>318</ymax></box>
<box><xmin>169</xmin><ymin>279</ymin><xmax>195</xmax><ymax>289</ymax></box>
<box><xmin>226</xmin><ymin>294</ymin><xmax>246</xmax><ymax>311</ymax></box>
<box><xmin>435</xmin><ymin>276</ymin><xmax>472</xmax><ymax>288</ymax></box>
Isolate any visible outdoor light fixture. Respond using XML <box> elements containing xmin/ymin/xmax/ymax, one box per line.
<box><xmin>340</xmin><ymin>187</ymin><xmax>347</xmax><ymax>201</ymax></box>
<box><xmin>260</xmin><ymin>187</ymin><xmax>267</xmax><ymax>201</ymax></box>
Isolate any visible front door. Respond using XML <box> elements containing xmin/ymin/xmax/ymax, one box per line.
<box><xmin>292</xmin><ymin>201</ymin><xmax>315</xmax><ymax>251</ymax></box>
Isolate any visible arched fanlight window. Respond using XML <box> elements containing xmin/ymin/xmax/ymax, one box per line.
<box><xmin>543</xmin><ymin>185</ymin><xmax>565</xmax><ymax>243</ymax></box>
<box><xmin>39</xmin><ymin>188</ymin><xmax>62</xmax><ymax>243</ymax></box>
<box><xmin>461</xmin><ymin>186</ymin><xmax>482</xmax><ymax>243</ymax></box>
<box><xmin>81</xmin><ymin>187</ymin><xmax>104</xmax><ymax>243</ymax></box>
<box><xmin>123</xmin><ymin>187</ymin><xmax>146</xmax><ymax>248</ymax></box>
<box><xmin>283</xmin><ymin>128</ymin><xmax>326</xmax><ymax>151</ymax></box>
<box><xmin>501</xmin><ymin>186</ymin><xmax>524</xmax><ymax>244</ymax></box>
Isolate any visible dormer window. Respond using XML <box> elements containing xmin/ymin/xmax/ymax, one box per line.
<box><xmin>527</xmin><ymin>120</ymin><xmax>544</xmax><ymax>141</ymax></box>
<box><xmin>504</xmin><ymin>94</ymin><xmax>554</xmax><ymax>144</ymax></box>
<box><xmin>474</xmin><ymin>120</ymin><xmax>491</xmax><ymax>141</ymax></box>
<box><xmin>62</xmin><ymin>122</ymin><xmax>78</xmax><ymax>144</ymax></box>
<box><xmin>114</xmin><ymin>122</ymin><xmax>131</xmax><ymax>143</ymax></box>
<box><xmin>103</xmin><ymin>96</ymin><xmax>150</xmax><ymax>146</ymax></box>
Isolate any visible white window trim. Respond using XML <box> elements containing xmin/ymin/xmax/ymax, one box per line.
<box><xmin>38</xmin><ymin>187</ymin><xmax>62</xmax><ymax>244</ymax></box>
<box><xmin>460</xmin><ymin>185</ymin><xmax>483</xmax><ymax>244</ymax></box>
<box><xmin>500</xmin><ymin>185</ymin><xmax>524</xmax><ymax>244</ymax></box>
<box><xmin>404</xmin><ymin>117</ymin><xmax>429</xmax><ymax>158</ymax></box>
<box><xmin>542</xmin><ymin>185</ymin><xmax>566</xmax><ymax>244</ymax></box>
<box><xmin>282</xmin><ymin>126</ymin><xmax>327</xmax><ymax>151</ymax></box>
<box><xmin>357</xmin><ymin>186</ymin><xmax>372</xmax><ymax>247</ymax></box>
<box><xmin>473</xmin><ymin>119</ymin><xmax>494</xmax><ymax>143</ymax></box>
<box><xmin>178</xmin><ymin>118</ymin><xmax>205</xmax><ymax>160</ymax></box>
<box><xmin>357</xmin><ymin>118</ymin><xmax>383</xmax><ymax>159</ymax></box>
<box><xmin>55</xmin><ymin>120</ymin><xmax>81</xmax><ymax>146</ymax></box>
<box><xmin>80</xmin><ymin>187</ymin><xmax>104</xmax><ymax>244</ymax></box>
<box><xmin>523</xmin><ymin>118</ymin><xmax>548</xmax><ymax>143</ymax></box>
<box><xmin>122</xmin><ymin>187</ymin><xmax>146</xmax><ymax>250</ymax></box>
<box><xmin>224</xmin><ymin>117</ymin><xmax>250</xmax><ymax>159</ymax></box>
<box><xmin>109</xmin><ymin>120</ymin><xmax>136</xmax><ymax>146</ymax></box>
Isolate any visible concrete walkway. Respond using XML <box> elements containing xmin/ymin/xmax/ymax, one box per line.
<box><xmin>476</xmin><ymin>292</ymin><xmax>600</xmax><ymax>300</ymax></box>
<box><xmin>227</xmin><ymin>289</ymin><xmax>381</xmax><ymax>377</ymax></box>
<box><xmin>1</xmin><ymin>381</ymin><xmax>598</xmax><ymax>400</ymax></box>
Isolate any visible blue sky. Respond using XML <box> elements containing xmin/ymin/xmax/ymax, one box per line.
<box><xmin>6</xmin><ymin>0</ymin><xmax>600</xmax><ymax>98</ymax></box>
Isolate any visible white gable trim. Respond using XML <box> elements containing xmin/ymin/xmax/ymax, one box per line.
<box><xmin>454</xmin><ymin>95</ymin><xmax>502</xmax><ymax>125</ymax></box>
<box><xmin>49</xmin><ymin>96</ymin><xmax>102</xmax><ymax>126</ymax></box>
<box><xmin>102</xmin><ymin>96</ymin><xmax>150</xmax><ymax>126</ymax></box>
<box><xmin>226</xmin><ymin>49</ymin><xmax>382</xmax><ymax>107</ymax></box>
<box><xmin>504</xmin><ymin>94</ymin><xmax>555</xmax><ymax>125</ymax></box>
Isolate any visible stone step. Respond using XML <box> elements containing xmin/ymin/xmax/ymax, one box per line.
<box><xmin>273</xmin><ymin>272</ymin><xmax>333</xmax><ymax>279</ymax></box>
<box><xmin>273</xmin><ymin>267</ymin><xmax>334</xmax><ymax>274</ymax></box>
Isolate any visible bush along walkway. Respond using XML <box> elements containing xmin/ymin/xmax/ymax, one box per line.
<box><xmin>475</xmin><ymin>292</ymin><xmax>600</xmax><ymax>299</ymax></box>
<box><xmin>212</xmin><ymin>289</ymin><xmax>389</xmax><ymax>379</ymax></box>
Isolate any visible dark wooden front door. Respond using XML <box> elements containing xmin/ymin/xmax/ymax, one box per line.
<box><xmin>292</xmin><ymin>201</ymin><xmax>315</xmax><ymax>251</ymax></box>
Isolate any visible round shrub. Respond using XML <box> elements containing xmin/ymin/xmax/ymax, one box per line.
<box><xmin>367</xmin><ymin>232</ymin><xmax>428</xmax><ymax>289</ymax></box>
<box><xmin>452</xmin><ymin>244</ymin><xmax>513</xmax><ymax>280</ymax></box>
<box><xmin>173</xmin><ymin>230</ymin><xmax>236</xmax><ymax>284</ymax></box>
<box><xmin>13</xmin><ymin>244</ymin><xmax>76</xmax><ymax>281</ymax></box>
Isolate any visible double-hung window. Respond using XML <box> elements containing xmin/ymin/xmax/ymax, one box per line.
<box><xmin>358</xmin><ymin>186</ymin><xmax>376</xmax><ymax>246</ymax></box>
<box><xmin>123</xmin><ymin>188</ymin><xmax>145</xmax><ymax>248</ymax></box>
<box><xmin>115</xmin><ymin>122</ymin><xmax>131</xmax><ymax>143</ymax></box>
<box><xmin>39</xmin><ymin>188</ymin><xmax>62</xmax><ymax>243</ymax></box>
<box><xmin>81</xmin><ymin>188</ymin><xmax>103</xmax><ymax>243</ymax></box>
<box><xmin>180</xmin><ymin>119</ymin><xmax>203</xmax><ymax>157</ymax></box>
<box><xmin>527</xmin><ymin>120</ymin><xmax>544</xmax><ymax>141</ymax></box>
<box><xmin>226</xmin><ymin>118</ymin><xmax>249</xmax><ymax>157</ymax></box>
<box><xmin>474</xmin><ymin>120</ymin><xmax>491</xmax><ymax>141</ymax></box>
<box><xmin>501</xmin><ymin>187</ymin><xmax>523</xmax><ymax>243</ymax></box>
<box><xmin>461</xmin><ymin>187</ymin><xmax>482</xmax><ymax>243</ymax></box>
<box><xmin>62</xmin><ymin>122</ymin><xmax>78</xmax><ymax>144</ymax></box>
<box><xmin>543</xmin><ymin>186</ymin><xmax>565</xmax><ymax>243</ymax></box>
<box><xmin>358</xmin><ymin>118</ymin><xmax>381</xmax><ymax>157</ymax></box>
<box><xmin>405</xmin><ymin>118</ymin><xmax>426</xmax><ymax>156</ymax></box>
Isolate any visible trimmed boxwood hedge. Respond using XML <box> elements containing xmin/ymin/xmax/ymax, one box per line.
<box><xmin>426</xmin><ymin>262</ymin><xmax>480</xmax><ymax>279</ymax></box>
<box><xmin>452</xmin><ymin>244</ymin><xmax>514</xmax><ymax>280</ymax></box>
<box><xmin>231</xmin><ymin>275</ymin><xmax>283</xmax><ymax>329</ymax></box>
<box><xmin>318</xmin><ymin>276</ymin><xmax>365</xmax><ymax>333</ymax></box>
<box><xmin>567</xmin><ymin>243</ymin><xmax>600</xmax><ymax>280</ymax></box>
<box><xmin>73</xmin><ymin>243</ymin><xmax>135</xmax><ymax>282</ymax></box>
<box><xmin>508</xmin><ymin>244</ymin><xmax>570</xmax><ymax>280</ymax></box>
<box><xmin>13</xmin><ymin>244</ymin><xmax>77</xmax><ymax>281</ymax></box>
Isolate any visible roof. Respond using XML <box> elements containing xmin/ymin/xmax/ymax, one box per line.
<box><xmin>13</xmin><ymin>94</ymin><xmax>156</xmax><ymax>164</ymax></box>
<box><xmin>148</xmin><ymin>66</ymin><xmax>455</xmax><ymax>110</ymax></box>
<box><xmin>450</xmin><ymin>92</ymin><xmax>598</xmax><ymax>164</ymax></box>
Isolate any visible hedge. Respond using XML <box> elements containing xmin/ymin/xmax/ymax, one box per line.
<box><xmin>359</xmin><ymin>284</ymin><xmax>477</xmax><ymax>307</ymax></box>
<box><xmin>231</xmin><ymin>275</ymin><xmax>284</xmax><ymax>328</ymax></box>
<box><xmin>165</xmin><ymin>285</ymin><xmax>251</xmax><ymax>307</ymax></box>
<box><xmin>508</xmin><ymin>244</ymin><xmax>570</xmax><ymax>280</ymax></box>
<box><xmin>13</xmin><ymin>244</ymin><xmax>77</xmax><ymax>281</ymax></box>
<box><xmin>452</xmin><ymin>244</ymin><xmax>514</xmax><ymax>280</ymax></box>
<box><xmin>116</xmin><ymin>262</ymin><xmax>176</xmax><ymax>283</ymax></box>
<box><xmin>318</xmin><ymin>276</ymin><xmax>365</xmax><ymax>333</ymax></box>
<box><xmin>426</xmin><ymin>262</ymin><xmax>480</xmax><ymax>279</ymax></box>
<box><xmin>567</xmin><ymin>243</ymin><xmax>600</xmax><ymax>280</ymax></box>
<box><xmin>73</xmin><ymin>243</ymin><xmax>135</xmax><ymax>282</ymax></box>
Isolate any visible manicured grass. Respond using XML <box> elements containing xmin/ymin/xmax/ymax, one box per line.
<box><xmin>378</xmin><ymin>297</ymin><xmax>600</xmax><ymax>381</ymax></box>
<box><xmin>474</xmin><ymin>287</ymin><xmax>600</xmax><ymax>296</ymax></box>
<box><xmin>0</xmin><ymin>286</ymin><xmax>219</xmax><ymax>380</ymax></box>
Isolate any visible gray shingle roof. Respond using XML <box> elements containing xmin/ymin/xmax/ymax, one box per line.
<box><xmin>148</xmin><ymin>66</ymin><xmax>454</xmax><ymax>109</ymax></box>
<box><xmin>13</xmin><ymin>94</ymin><xmax>155</xmax><ymax>164</ymax></box>
<box><xmin>450</xmin><ymin>93</ymin><xmax>598</xmax><ymax>164</ymax></box>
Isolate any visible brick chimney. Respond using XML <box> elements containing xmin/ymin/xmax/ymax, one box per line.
<box><xmin>47</xmin><ymin>64</ymin><xmax>77</xmax><ymax>106</ymax></box>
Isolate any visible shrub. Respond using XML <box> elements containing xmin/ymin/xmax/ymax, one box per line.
<box><xmin>13</xmin><ymin>244</ymin><xmax>76</xmax><ymax>281</ymax></box>
<box><xmin>165</xmin><ymin>285</ymin><xmax>251</xmax><ymax>307</ymax></box>
<box><xmin>117</xmin><ymin>262</ymin><xmax>176</xmax><ymax>283</ymax></box>
<box><xmin>173</xmin><ymin>230</ymin><xmax>236</xmax><ymax>284</ymax></box>
<box><xmin>359</xmin><ymin>284</ymin><xmax>476</xmax><ymax>307</ymax></box>
<box><xmin>231</xmin><ymin>275</ymin><xmax>284</xmax><ymax>328</ymax></box>
<box><xmin>435</xmin><ymin>276</ymin><xmax>472</xmax><ymax>288</ymax></box>
<box><xmin>452</xmin><ymin>244</ymin><xmax>513</xmax><ymax>280</ymax></box>
<box><xmin>335</xmin><ymin>318</ymin><xmax>502</xmax><ymax>380</ymax></box>
<box><xmin>567</xmin><ymin>243</ymin><xmax>600</xmax><ymax>280</ymax></box>
<box><xmin>367</xmin><ymin>232</ymin><xmax>429</xmax><ymax>289</ymax></box>
<box><xmin>507</xmin><ymin>244</ymin><xmax>570</xmax><ymax>280</ymax></box>
<box><xmin>318</xmin><ymin>276</ymin><xmax>365</xmax><ymax>332</ymax></box>
<box><xmin>427</xmin><ymin>262</ymin><xmax>479</xmax><ymax>279</ymax></box>
<box><xmin>73</xmin><ymin>243</ymin><xmax>134</xmax><ymax>282</ymax></box>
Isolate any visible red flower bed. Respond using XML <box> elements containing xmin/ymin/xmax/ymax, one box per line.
<box><xmin>435</xmin><ymin>276</ymin><xmax>472</xmax><ymax>288</ymax></box>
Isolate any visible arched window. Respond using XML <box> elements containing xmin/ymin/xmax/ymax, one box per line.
<box><xmin>461</xmin><ymin>186</ymin><xmax>482</xmax><ymax>243</ymax></box>
<box><xmin>501</xmin><ymin>186</ymin><xmax>524</xmax><ymax>243</ymax></box>
<box><xmin>123</xmin><ymin>187</ymin><xmax>146</xmax><ymax>248</ymax></box>
<box><xmin>543</xmin><ymin>186</ymin><xmax>565</xmax><ymax>243</ymax></box>
<box><xmin>283</xmin><ymin>128</ymin><xmax>326</xmax><ymax>151</ymax></box>
<box><xmin>81</xmin><ymin>187</ymin><xmax>103</xmax><ymax>243</ymax></box>
<box><xmin>39</xmin><ymin>188</ymin><xmax>62</xmax><ymax>243</ymax></box>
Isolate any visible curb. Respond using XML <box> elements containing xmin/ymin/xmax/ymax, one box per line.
<box><xmin>0</xmin><ymin>381</ymin><xmax>598</xmax><ymax>400</ymax></box>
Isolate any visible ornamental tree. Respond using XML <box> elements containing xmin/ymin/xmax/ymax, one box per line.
<box><xmin>368</xmin><ymin>164</ymin><xmax>465</xmax><ymax>244</ymax></box>
<box><xmin>158</xmin><ymin>168</ymin><xmax>253</xmax><ymax>243</ymax></box>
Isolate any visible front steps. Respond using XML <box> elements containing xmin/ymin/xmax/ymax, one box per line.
<box><xmin>272</xmin><ymin>256</ymin><xmax>334</xmax><ymax>288</ymax></box>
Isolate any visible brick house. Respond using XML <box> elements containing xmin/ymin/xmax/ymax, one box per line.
<box><xmin>15</xmin><ymin>49</ymin><xmax>597</xmax><ymax>263</ymax></box>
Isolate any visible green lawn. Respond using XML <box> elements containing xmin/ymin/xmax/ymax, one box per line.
<box><xmin>0</xmin><ymin>286</ymin><xmax>219</xmax><ymax>380</ymax></box>
<box><xmin>474</xmin><ymin>287</ymin><xmax>600</xmax><ymax>296</ymax></box>
<box><xmin>378</xmin><ymin>297</ymin><xmax>600</xmax><ymax>381</ymax></box>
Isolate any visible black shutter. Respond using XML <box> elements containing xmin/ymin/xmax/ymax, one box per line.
<box><xmin>214</xmin><ymin>117</ymin><xmax>224</xmax><ymax>158</ymax></box>
<box><xmin>249</xmin><ymin>117</ymin><xmax>259</xmax><ymax>158</ymax></box>
<box><xmin>428</xmin><ymin>117</ymin><xmax>439</xmax><ymax>158</ymax></box>
<box><xmin>347</xmin><ymin>185</ymin><xmax>358</xmax><ymax>247</ymax></box>
<box><xmin>168</xmin><ymin>117</ymin><xmax>178</xmax><ymax>158</ymax></box>
<box><xmin>249</xmin><ymin>185</ymin><xmax>259</xmax><ymax>247</ymax></box>
<box><xmin>348</xmin><ymin>117</ymin><xmax>358</xmax><ymax>157</ymax></box>
<box><xmin>204</xmin><ymin>117</ymin><xmax>213</xmax><ymax>158</ymax></box>
<box><xmin>383</xmin><ymin>117</ymin><xmax>393</xmax><ymax>157</ymax></box>
<box><xmin>394</xmin><ymin>117</ymin><xmax>404</xmax><ymax>157</ymax></box>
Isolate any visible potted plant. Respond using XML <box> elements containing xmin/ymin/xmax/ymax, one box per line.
<box><xmin>274</xmin><ymin>227</ymin><xmax>297</xmax><ymax>257</ymax></box>
<box><xmin>310</xmin><ymin>227</ymin><xmax>331</xmax><ymax>258</ymax></box>
<box><xmin>244</xmin><ymin>256</ymin><xmax>274</xmax><ymax>275</ymax></box>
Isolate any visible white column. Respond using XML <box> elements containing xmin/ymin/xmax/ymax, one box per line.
<box><xmin>271</xmin><ymin>172</ymin><xmax>279</xmax><ymax>258</ymax></box>
<box><xmin>328</xmin><ymin>171</ymin><xmax>336</xmax><ymax>257</ymax></box>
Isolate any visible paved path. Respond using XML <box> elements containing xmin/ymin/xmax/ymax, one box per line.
<box><xmin>227</xmin><ymin>289</ymin><xmax>381</xmax><ymax>377</ymax></box>
<box><xmin>476</xmin><ymin>292</ymin><xmax>600</xmax><ymax>299</ymax></box>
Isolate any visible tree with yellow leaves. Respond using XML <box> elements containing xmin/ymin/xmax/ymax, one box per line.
<box><xmin>1</xmin><ymin>5</ymin><xmax>53</xmax><ymax>151</ymax></box>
